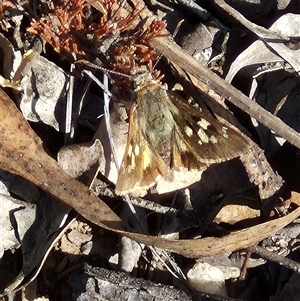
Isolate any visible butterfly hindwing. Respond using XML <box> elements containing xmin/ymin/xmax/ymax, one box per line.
<box><xmin>115</xmin><ymin>102</ymin><xmax>168</xmax><ymax>195</ymax></box>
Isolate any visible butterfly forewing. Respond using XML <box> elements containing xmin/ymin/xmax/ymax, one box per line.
<box><xmin>167</xmin><ymin>91</ymin><xmax>248</xmax><ymax>165</ymax></box>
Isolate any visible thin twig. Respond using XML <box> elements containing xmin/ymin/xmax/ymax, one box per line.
<box><xmin>174</xmin><ymin>0</ymin><xmax>210</xmax><ymax>21</ymax></box>
<box><xmin>249</xmin><ymin>245</ymin><xmax>300</xmax><ymax>274</ymax></box>
<box><xmin>213</xmin><ymin>0</ymin><xmax>290</xmax><ymax>41</ymax></box>
<box><xmin>65</xmin><ymin>63</ymin><xmax>75</xmax><ymax>144</ymax></box>
<box><xmin>76</xmin><ymin>78</ymin><xmax>92</xmax><ymax>119</ymax></box>
<box><xmin>82</xmin><ymin>70</ymin><xmax>112</xmax><ymax>97</ymax></box>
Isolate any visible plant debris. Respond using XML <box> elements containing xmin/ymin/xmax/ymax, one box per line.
<box><xmin>0</xmin><ymin>0</ymin><xmax>300</xmax><ymax>300</ymax></box>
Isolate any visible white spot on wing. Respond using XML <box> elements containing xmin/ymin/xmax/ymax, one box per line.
<box><xmin>210</xmin><ymin>135</ymin><xmax>218</xmax><ymax>143</ymax></box>
<box><xmin>185</xmin><ymin>126</ymin><xmax>193</xmax><ymax>137</ymax></box>
<box><xmin>130</xmin><ymin>154</ymin><xmax>135</xmax><ymax>169</ymax></box>
<box><xmin>142</xmin><ymin>151</ymin><xmax>151</xmax><ymax>169</ymax></box>
<box><xmin>134</xmin><ymin>144</ymin><xmax>140</xmax><ymax>155</ymax></box>
<box><xmin>197</xmin><ymin>128</ymin><xmax>209</xmax><ymax>143</ymax></box>
<box><xmin>197</xmin><ymin>119</ymin><xmax>211</xmax><ymax>130</ymax></box>
<box><xmin>222</xmin><ymin>126</ymin><xmax>229</xmax><ymax>138</ymax></box>
<box><xmin>128</xmin><ymin>144</ymin><xmax>133</xmax><ymax>155</ymax></box>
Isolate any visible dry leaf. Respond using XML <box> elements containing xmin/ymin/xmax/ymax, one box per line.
<box><xmin>0</xmin><ymin>87</ymin><xmax>124</xmax><ymax>231</ymax></box>
<box><xmin>226</xmin><ymin>13</ymin><xmax>300</xmax><ymax>83</ymax></box>
<box><xmin>251</xmin><ymin>72</ymin><xmax>300</xmax><ymax>155</ymax></box>
<box><xmin>17</xmin><ymin>51</ymin><xmax>69</xmax><ymax>131</ymax></box>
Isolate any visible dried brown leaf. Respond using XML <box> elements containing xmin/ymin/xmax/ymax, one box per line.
<box><xmin>0</xmin><ymin>87</ymin><xmax>123</xmax><ymax>231</ymax></box>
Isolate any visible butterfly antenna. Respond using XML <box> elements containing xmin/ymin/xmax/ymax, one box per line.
<box><xmin>75</xmin><ymin>60</ymin><xmax>133</xmax><ymax>80</ymax></box>
<box><xmin>153</xmin><ymin>19</ymin><xmax>184</xmax><ymax>69</ymax></box>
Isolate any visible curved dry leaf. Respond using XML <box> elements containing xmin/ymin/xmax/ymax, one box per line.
<box><xmin>121</xmin><ymin>195</ymin><xmax>300</xmax><ymax>258</ymax></box>
<box><xmin>0</xmin><ymin>87</ymin><xmax>124</xmax><ymax>231</ymax></box>
<box><xmin>225</xmin><ymin>39</ymin><xmax>284</xmax><ymax>83</ymax></box>
<box><xmin>226</xmin><ymin>13</ymin><xmax>300</xmax><ymax>82</ymax></box>
<box><xmin>1</xmin><ymin>88</ymin><xmax>300</xmax><ymax>258</ymax></box>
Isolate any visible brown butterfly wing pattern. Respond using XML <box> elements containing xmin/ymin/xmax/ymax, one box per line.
<box><xmin>115</xmin><ymin>97</ymin><xmax>168</xmax><ymax>195</ymax></box>
<box><xmin>167</xmin><ymin>90</ymin><xmax>248</xmax><ymax>168</ymax></box>
<box><xmin>115</xmin><ymin>76</ymin><xmax>247</xmax><ymax>195</ymax></box>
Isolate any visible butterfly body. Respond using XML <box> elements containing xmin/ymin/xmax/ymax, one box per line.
<box><xmin>115</xmin><ymin>73</ymin><xmax>247</xmax><ymax>196</ymax></box>
<box><xmin>135</xmin><ymin>79</ymin><xmax>174</xmax><ymax>161</ymax></box>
